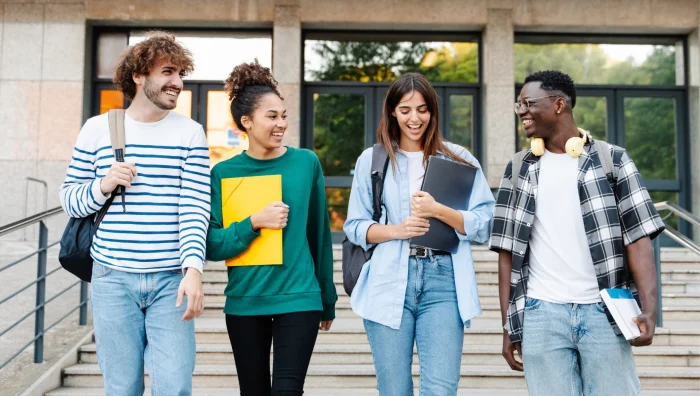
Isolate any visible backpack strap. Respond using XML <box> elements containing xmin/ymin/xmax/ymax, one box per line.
<box><xmin>511</xmin><ymin>150</ymin><xmax>528</xmax><ymax>183</ymax></box>
<box><xmin>595</xmin><ymin>140</ymin><xmax>617</xmax><ymax>180</ymax></box>
<box><xmin>108</xmin><ymin>109</ymin><xmax>126</xmax><ymax>159</ymax></box>
<box><xmin>107</xmin><ymin>109</ymin><xmax>127</xmax><ymax>213</ymax></box>
<box><xmin>370</xmin><ymin>143</ymin><xmax>389</xmax><ymax>223</ymax></box>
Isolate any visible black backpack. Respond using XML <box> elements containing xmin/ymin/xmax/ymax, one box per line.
<box><xmin>341</xmin><ymin>144</ymin><xmax>389</xmax><ymax>296</ymax></box>
<box><xmin>58</xmin><ymin>110</ymin><xmax>125</xmax><ymax>282</ymax></box>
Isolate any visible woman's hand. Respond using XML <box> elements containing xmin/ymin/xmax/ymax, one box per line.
<box><xmin>250</xmin><ymin>202</ymin><xmax>289</xmax><ymax>230</ymax></box>
<box><xmin>319</xmin><ymin>320</ymin><xmax>333</xmax><ymax>331</ymax></box>
<box><xmin>411</xmin><ymin>191</ymin><xmax>441</xmax><ymax>219</ymax></box>
<box><xmin>392</xmin><ymin>216</ymin><xmax>430</xmax><ymax>240</ymax></box>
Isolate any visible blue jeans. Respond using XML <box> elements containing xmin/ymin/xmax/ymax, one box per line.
<box><xmin>522</xmin><ymin>297</ymin><xmax>640</xmax><ymax>396</ymax></box>
<box><xmin>90</xmin><ymin>262</ymin><xmax>196</xmax><ymax>396</ymax></box>
<box><xmin>363</xmin><ymin>255</ymin><xmax>464</xmax><ymax>396</ymax></box>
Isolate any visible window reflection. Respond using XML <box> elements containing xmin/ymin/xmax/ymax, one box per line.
<box><xmin>305</xmin><ymin>40</ymin><xmax>478</xmax><ymax>83</ymax></box>
<box><xmin>206</xmin><ymin>91</ymin><xmax>248</xmax><ymax>167</ymax></box>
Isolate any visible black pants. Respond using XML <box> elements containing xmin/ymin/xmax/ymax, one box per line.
<box><xmin>225</xmin><ymin>310</ymin><xmax>322</xmax><ymax>396</ymax></box>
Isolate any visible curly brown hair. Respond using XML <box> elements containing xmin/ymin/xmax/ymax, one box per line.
<box><xmin>224</xmin><ymin>60</ymin><xmax>283</xmax><ymax>131</ymax></box>
<box><xmin>113</xmin><ymin>31</ymin><xmax>194</xmax><ymax>100</ymax></box>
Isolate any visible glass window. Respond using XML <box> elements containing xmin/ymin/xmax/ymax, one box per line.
<box><xmin>128</xmin><ymin>31</ymin><xmax>272</xmax><ymax>81</ymax></box>
<box><xmin>448</xmin><ymin>94</ymin><xmax>474</xmax><ymax>152</ymax></box>
<box><xmin>312</xmin><ymin>93</ymin><xmax>366</xmax><ymax>177</ymax></box>
<box><xmin>514</xmin><ymin>42</ymin><xmax>681</xmax><ymax>85</ymax></box>
<box><xmin>327</xmin><ymin>187</ymin><xmax>350</xmax><ymax>232</ymax></box>
<box><xmin>172</xmin><ymin>90</ymin><xmax>193</xmax><ymax>118</ymax></box>
<box><xmin>624</xmin><ymin>96</ymin><xmax>677</xmax><ymax>180</ymax></box>
<box><xmin>97</xmin><ymin>32</ymin><xmax>128</xmax><ymax>79</ymax></box>
<box><xmin>99</xmin><ymin>90</ymin><xmax>124</xmax><ymax>114</ymax></box>
<box><xmin>305</xmin><ymin>37</ymin><xmax>478</xmax><ymax>83</ymax></box>
<box><xmin>575</xmin><ymin>96</ymin><xmax>607</xmax><ymax>141</ymax></box>
<box><xmin>206</xmin><ymin>90</ymin><xmax>248</xmax><ymax>168</ymax></box>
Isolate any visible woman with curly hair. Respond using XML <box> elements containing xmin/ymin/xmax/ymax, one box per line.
<box><xmin>205</xmin><ymin>60</ymin><xmax>337</xmax><ymax>396</ymax></box>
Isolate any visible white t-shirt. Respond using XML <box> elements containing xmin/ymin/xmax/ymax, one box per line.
<box><xmin>527</xmin><ymin>150</ymin><xmax>601</xmax><ymax>304</ymax></box>
<box><xmin>402</xmin><ymin>150</ymin><xmax>425</xmax><ymax>198</ymax></box>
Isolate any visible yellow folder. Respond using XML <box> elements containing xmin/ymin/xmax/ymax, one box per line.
<box><xmin>221</xmin><ymin>175</ymin><xmax>283</xmax><ymax>266</ymax></box>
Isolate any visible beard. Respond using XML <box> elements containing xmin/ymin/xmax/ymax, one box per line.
<box><xmin>143</xmin><ymin>77</ymin><xmax>178</xmax><ymax>110</ymax></box>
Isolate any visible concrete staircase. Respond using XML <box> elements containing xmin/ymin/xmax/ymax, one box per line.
<box><xmin>47</xmin><ymin>246</ymin><xmax>700</xmax><ymax>395</ymax></box>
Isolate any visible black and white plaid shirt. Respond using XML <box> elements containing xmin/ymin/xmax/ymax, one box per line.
<box><xmin>489</xmin><ymin>138</ymin><xmax>665</xmax><ymax>343</ymax></box>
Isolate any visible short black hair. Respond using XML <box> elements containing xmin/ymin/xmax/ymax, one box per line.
<box><xmin>523</xmin><ymin>70</ymin><xmax>577</xmax><ymax>108</ymax></box>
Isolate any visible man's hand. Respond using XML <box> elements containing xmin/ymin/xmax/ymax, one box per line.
<box><xmin>630</xmin><ymin>313</ymin><xmax>656</xmax><ymax>347</ymax></box>
<box><xmin>100</xmin><ymin>162</ymin><xmax>137</xmax><ymax>195</ymax></box>
<box><xmin>319</xmin><ymin>320</ymin><xmax>333</xmax><ymax>331</ymax></box>
<box><xmin>250</xmin><ymin>202</ymin><xmax>289</xmax><ymax>230</ymax></box>
<box><xmin>176</xmin><ymin>269</ymin><xmax>204</xmax><ymax>321</ymax></box>
<box><xmin>502</xmin><ymin>332</ymin><xmax>523</xmax><ymax>371</ymax></box>
<box><xmin>411</xmin><ymin>191</ymin><xmax>441</xmax><ymax>218</ymax></box>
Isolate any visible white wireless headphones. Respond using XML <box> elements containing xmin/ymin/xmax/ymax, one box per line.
<box><xmin>530</xmin><ymin>127</ymin><xmax>589</xmax><ymax>158</ymax></box>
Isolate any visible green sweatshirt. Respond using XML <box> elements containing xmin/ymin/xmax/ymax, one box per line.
<box><xmin>206</xmin><ymin>147</ymin><xmax>337</xmax><ymax>321</ymax></box>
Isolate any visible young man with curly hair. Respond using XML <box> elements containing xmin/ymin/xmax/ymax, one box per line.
<box><xmin>59</xmin><ymin>31</ymin><xmax>210</xmax><ymax>394</ymax></box>
<box><xmin>490</xmin><ymin>70</ymin><xmax>664</xmax><ymax>395</ymax></box>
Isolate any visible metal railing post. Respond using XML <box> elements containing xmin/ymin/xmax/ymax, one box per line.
<box><xmin>79</xmin><ymin>281</ymin><xmax>88</xmax><ymax>325</ymax></box>
<box><xmin>34</xmin><ymin>221</ymin><xmax>48</xmax><ymax>363</ymax></box>
<box><xmin>653</xmin><ymin>236</ymin><xmax>663</xmax><ymax>328</ymax></box>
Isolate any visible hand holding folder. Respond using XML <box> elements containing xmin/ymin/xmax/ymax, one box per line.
<box><xmin>221</xmin><ymin>175</ymin><xmax>283</xmax><ymax>266</ymax></box>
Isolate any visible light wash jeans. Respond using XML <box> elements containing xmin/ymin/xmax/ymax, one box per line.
<box><xmin>91</xmin><ymin>262</ymin><xmax>196</xmax><ymax>396</ymax></box>
<box><xmin>363</xmin><ymin>255</ymin><xmax>464</xmax><ymax>396</ymax></box>
<box><xmin>522</xmin><ymin>297</ymin><xmax>640</xmax><ymax>396</ymax></box>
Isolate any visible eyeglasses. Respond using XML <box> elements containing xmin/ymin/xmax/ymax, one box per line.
<box><xmin>514</xmin><ymin>95</ymin><xmax>561</xmax><ymax>114</ymax></box>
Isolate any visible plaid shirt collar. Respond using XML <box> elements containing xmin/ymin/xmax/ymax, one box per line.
<box><xmin>490</xmin><ymin>138</ymin><xmax>664</xmax><ymax>343</ymax></box>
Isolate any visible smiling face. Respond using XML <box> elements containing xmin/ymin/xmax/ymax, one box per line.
<box><xmin>517</xmin><ymin>81</ymin><xmax>561</xmax><ymax>139</ymax></box>
<box><xmin>241</xmin><ymin>93</ymin><xmax>288</xmax><ymax>151</ymax></box>
<box><xmin>391</xmin><ymin>90</ymin><xmax>432</xmax><ymax>149</ymax></box>
<box><xmin>137</xmin><ymin>58</ymin><xmax>184</xmax><ymax>110</ymax></box>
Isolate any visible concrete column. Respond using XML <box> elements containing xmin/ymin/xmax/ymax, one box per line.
<box><xmin>0</xmin><ymin>2</ymin><xmax>85</xmax><ymax>240</ymax></box>
<box><xmin>482</xmin><ymin>8</ymin><xmax>515</xmax><ymax>188</ymax></box>
<box><xmin>688</xmin><ymin>25</ymin><xmax>700</xmax><ymax>239</ymax></box>
<box><xmin>273</xmin><ymin>1</ymin><xmax>301</xmax><ymax>148</ymax></box>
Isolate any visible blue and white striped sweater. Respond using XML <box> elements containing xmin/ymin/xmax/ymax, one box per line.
<box><xmin>59</xmin><ymin>111</ymin><xmax>211</xmax><ymax>274</ymax></box>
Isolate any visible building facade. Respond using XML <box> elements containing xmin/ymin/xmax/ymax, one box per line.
<box><xmin>0</xmin><ymin>0</ymin><xmax>698</xmax><ymax>242</ymax></box>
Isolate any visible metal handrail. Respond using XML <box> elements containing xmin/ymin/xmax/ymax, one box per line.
<box><xmin>0</xmin><ymin>206</ymin><xmax>62</xmax><ymax>237</ymax></box>
<box><xmin>654</xmin><ymin>201</ymin><xmax>700</xmax><ymax>255</ymax></box>
<box><xmin>0</xmin><ymin>207</ymin><xmax>89</xmax><ymax>371</ymax></box>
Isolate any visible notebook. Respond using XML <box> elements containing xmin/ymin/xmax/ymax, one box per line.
<box><xmin>409</xmin><ymin>156</ymin><xmax>477</xmax><ymax>253</ymax></box>
<box><xmin>221</xmin><ymin>174</ymin><xmax>283</xmax><ymax>266</ymax></box>
<box><xmin>600</xmin><ymin>288</ymin><xmax>642</xmax><ymax>340</ymax></box>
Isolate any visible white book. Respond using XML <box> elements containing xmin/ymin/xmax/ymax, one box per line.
<box><xmin>600</xmin><ymin>288</ymin><xmax>642</xmax><ymax>340</ymax></box>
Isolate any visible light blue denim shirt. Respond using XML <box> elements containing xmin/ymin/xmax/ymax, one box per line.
<box><xmin>344</xmin><ymin>142</ymin><xmax>495</xmax><ymax>329</ymax></box>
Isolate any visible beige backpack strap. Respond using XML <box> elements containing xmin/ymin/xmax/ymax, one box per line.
<box><xmin>107</xmin><ymin>109</ymin><xmax>126</xmax><ymax>155</ymax></box>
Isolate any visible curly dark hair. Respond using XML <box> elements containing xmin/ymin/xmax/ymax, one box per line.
<box><xmin>112</xmin><ymin>31</ymin><xmax>194</xmax><ymax>100</ymax></box>
<box><xmin>224</xmin><ymin>59</ymin><xmax>282</xmax><ymax>132</ymax></box>
<box><xmin>524</xmin><ymin>70</ymin><xmax>577</xmax><ymax>108</ymax></box>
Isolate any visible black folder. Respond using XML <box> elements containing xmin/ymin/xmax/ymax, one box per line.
<box><xmin>409</xmin><ymin>156</ymin><xmax>477</xmax><ymax>253</ymax></box>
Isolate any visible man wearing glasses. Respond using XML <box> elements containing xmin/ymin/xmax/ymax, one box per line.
<box><xmin>490</xmin><ymin>70</ymin><xmax>664</xmax><ymax>394</ymax></box>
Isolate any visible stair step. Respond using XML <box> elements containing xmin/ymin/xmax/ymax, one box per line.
<box><xmin>192</xmin><ymin>317</ymin><xmax>700</xmax><ymax>346</ymax></box>
<box><xmin>200</xmin><ymin>302</ymin><xmax>700</xmax><ymax>321</ymax></box>
<box><xmin>60</xmin><ymin>363</ymin><xmax>700</xmax><ymax>389</ymax></box>
<box><xmin>45</xmin><ymin>388</ymin><xmax>700</xmax><ymax>396</ymax></box>
<box><xmin>78</xmin><ymin>342</ymin><xmax>700</xmax><ymax>367</ymax></box>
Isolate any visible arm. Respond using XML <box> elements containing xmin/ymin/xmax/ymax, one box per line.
<box><xmin>410</xmin><ymin>156</ymin><xmax>494</xmax><ymax>243</ymax></box>
<box><xmin>59</xmin><ymin>122</ymin><xmax>110</xmax><ymax>218</ymax></box>
<box><xmin>205</xmin><ymin>171</ymin><xmax>261</xmax><ymax>262</ymax></box>
<box><xmin>307</xmin><ymin>158</ymin><xmax>338</xmax><ymax>325</ymax></box>
<box><xmin>178</xmin><ymin>129</ymin><xmax>211</xmax><ymax>275</ymax></box>
<box><xmin>498</xmin><ymin>250</ymin><xmax>522</xmax><ymax>371</ymax></box>
<box><xmin>614</xmin><ymin>149</ymin><xmax>665</xmax><ymax>346</ymax></box>
<box><xmin>626</xmin><ymin>237</ymin><xmax>657</xmax><ymax>346</ymax></box>
<box><xmin>488</xmin><ymin>160</ymin><xmax>523</xmax><ymax>371</ymax></box>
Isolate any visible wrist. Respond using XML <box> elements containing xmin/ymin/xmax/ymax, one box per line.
<box><xmin>250</xmin><ymin>214</ymin><xmax>260</xmax><ymax>231</ymax></box>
